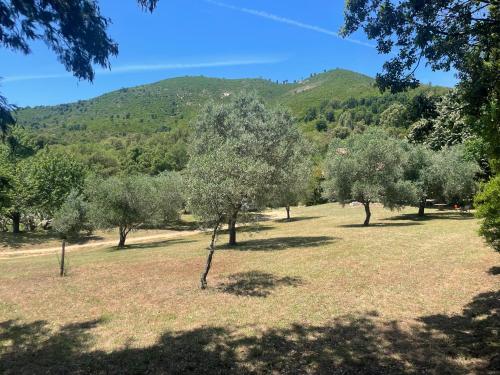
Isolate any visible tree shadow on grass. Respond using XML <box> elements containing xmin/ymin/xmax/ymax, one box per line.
<box><xmin>384</xmin><ymin>212</ymin><xmax>475</xmax><ymax>222</ymax></box>
<box><xmin>339</xmin><ymin>222</ymin><xmax>422</xmax><ymax>228</ymax></box>
<box><xmin>219</xmin><ymin>236</ymin><xmax>338</xmax><ymax>251</ymax></box>
<box><xmin>1</xmin><ymin>290</ymin><xmax>497</xmax><ymax>374</ymax></box>
<box><xmin>216</xmin><ymin>271</ymin><xmax>303</xmax><ymax>297</ymax></box>
<box><xmin>418</xmin><ymin>290</ymin><xmax>500</xmax><ymax>372</ymax></box>
<box><xmin>106</xmin><ymin>238</ymin><xmax>197</xmax><ymax>252</ymax></box>
<box><xmin>274</xmin><ymin>216</ymin><xmax>322</xmax><ymax>223</ymax></box>
<box><xmin>488</xmin><ymin>266</ymin><xmax>500</xmax><ymax>275</ymax></box>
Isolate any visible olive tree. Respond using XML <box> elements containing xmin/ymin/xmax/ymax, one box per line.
<box><xmin>186</xmin><ymin>93</ymin><xmax>302</xmax><ymax>288</ymax></box>
<box><xmin>403</xmin><ymin>144</ymin><xmax>434</xmax><ymax>216</ymax></box>
<box><xmin>430</xmin><ymin>146</ymin><xmax>479</xmax><ymax>204</ymax></box>
<box><xmin>406</xmin><ymin>144</ymin><xmax>479</xmax><ymax>216</ymax></box>
<box><xmin>188</xmin><ymin>92</ymin><xmax>302</xmax><ymax>246</ymax></box>
<box><xmin>151</xmin><ymin>172</ymin><xmax>185</xmax><ymax>225</ymax></box>
<box><xmin>52</xmin><ymin>190</ymin><xmax>91</xmax><ymax>276</ymax></box>
<box><xmin>53</xmin><ymin>190</ymin><xmax>91</xmax><ymax>239</ymax></box>
<box><xmin>271</xmin><ymin>140</ymin><xmax>313</xmax><ymax>220</ymax></box>
<box><xmin>87</xmin><ymin>173</ymin><xmax>182</xmax><ymax>248</ymax></box>
<box><xmin>324</xmin><ymin>129</ymin><xmax>415</xmax><ymax>226</ymax></box>
<box><xmin>186</xmin><ymin>147</ymin><xmax>269</xmax><ymax>289</ymax></box>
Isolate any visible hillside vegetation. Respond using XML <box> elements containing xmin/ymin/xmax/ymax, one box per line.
<box><xmin>12</xmin><ymin>69</ymin><xmax>447</xmax><ymax>175</ymax></box>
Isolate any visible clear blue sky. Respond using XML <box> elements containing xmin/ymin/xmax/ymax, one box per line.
<box><xmin>0</xmin><ymin>0</ymin><xmax>457</xmax><ymax>107</ymax></box>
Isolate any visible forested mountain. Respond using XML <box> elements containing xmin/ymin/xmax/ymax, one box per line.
<box><xmin>12</xmin><ymin>69</ymin><xmax>447</xmax><ymax>175</ymax></box>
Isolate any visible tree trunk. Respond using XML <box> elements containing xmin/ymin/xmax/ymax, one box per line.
<box><xmin>200</xmin><ymin>222</ymin><xmax>220</xmax><ymax>289</ymax></box>
<box><xmin>418</xmin><ymin>197</ymin><xmax>426</xmax><ymax>217</ymax></box>
<box><xmin>228</xmin><ymin>211</ymin><xmax>238</xmax><ymax>246</ymax></box>
<box><xmin>12</xmin><ymin>212</ymin><xmax>20</xmax><ymax>234</ymax></box>
<box><xmin>118</xmin><ymin>227</ymin><xmax>127</xmax><ymax>248</ymax></box>
<box><xmin>285</xmin><ymin>205</ymin><xmax>291</xmax><ymax>221</ymax></box>
<box><xmin>60</xmin><ymin>240</ymin><xmax>66</xmax><ymax>277</ymax></box>
<box><xmin>363</xmin><ymin>202</ymin><xmax>371</xmax><ymax>226</ymax></box>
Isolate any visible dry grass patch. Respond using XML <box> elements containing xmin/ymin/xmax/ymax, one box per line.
<box><xmin>0</xmin><ymin>204</ymin><xmax>498</xmax><ymax>374</ymax></box>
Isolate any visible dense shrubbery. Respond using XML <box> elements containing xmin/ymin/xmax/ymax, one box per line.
<box><xmin>474</xmin><ymin>176</ymin><xmax>500</xmax><ymax>251</ymax></box>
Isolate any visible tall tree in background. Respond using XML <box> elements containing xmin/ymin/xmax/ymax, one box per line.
<box><xmin>0</xmin><ymin>0</ymin><xmax>159</xmax><ymax>136</ymax></box>
<box><xmin>342</xmin><ymin>0</ymin><xmax>499</xmax><ymax>246</ymax></box>
<box><xmin>271</xmin><ymin>139</ymin><xmax>313</xmax><ymax>221</ymax></box>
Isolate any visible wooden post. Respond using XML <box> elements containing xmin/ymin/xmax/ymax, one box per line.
<box><xmin>60</xmin><ymin>240</ymin><xmax>66</xmax><ymax>277</ymax></box>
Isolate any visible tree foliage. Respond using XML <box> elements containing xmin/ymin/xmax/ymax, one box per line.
<box><xmin>87</xmin><ymin>173</ymin><xmax>183</xmax><ymax>248</ymax></box>
<box><xmin>324</xmin><ymin>129</ymin><xmax>415</xmax><ymax>225</ymax></box>
<box><xmin>404</xmin><ymin>143</ymin><xmax>479</xmax><ymax>215</ymax></box>
<box><xmin>186</xmin><ymin>93</ymin><xmax>303</xmax><ymax>288</ymax></box>
<box><xmin>379</xmin><ymin>103</ymin><xmax>408</xmax><ymax>129</ymax></box>
<box><xmin>25</xmin><ymin>150</ymin><xmax>86</xmax><ymax>217</ymax></box>
<box><xmin>270</xmin><ymin>139</ymin><xmax>313</xmax><ymax>220</ymax></box>
<box><xmin>474</xmin><ymin>175</ymin><xmax>500</xmax><ymax>251</ymax></box>
<box><xmin>0</xmin><ymin>147</ymin><xmax>86</xmax><ymax>232</ymax></box>
<box><xmin>0</xmin><ymin>0</ymin><xmax>159</xmax><ymax>135</ymax></box>
<box><xmin>187</xmin><ymin>92</ymin><xmax>302</xmax><ymax>245</ymax></box>
<box><xmin>53</xmin><ymin>190</ymin><xmax>91</xmax><ymax>239</ymax></box>
<box><xmin>408</xmin><ymin>91</ymin><xmax>472</xmax><ymax>150</ymax></box>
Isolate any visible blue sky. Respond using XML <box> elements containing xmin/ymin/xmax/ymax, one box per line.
<box><xmin>0</xmin><ymin>0</ymin><xmax>457</xmax><ymax>107</ymax></box>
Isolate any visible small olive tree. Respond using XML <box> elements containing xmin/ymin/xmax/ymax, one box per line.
<box><xmin>151</xmin><ymin>172</ymin><xmax>185</xmax><ymax>225</ymax></box>
<box><xmin>186</xmin><ymin>147</ymin><xmax>269</xmax><ymax>289</ymax></box>
<box><xmin>403</xmin><ymin>144</ymin><xmax>434</xmax><ymax>216</ymax></box>
<box><xmin>271</xmin><ymin>139</ymin><xmax>313</xmax><ymax>220</ymax></box>
<box><xmin>53</xmin><ymin>190</ymin><xmax>91</xmax><ymax>238</ymax></box>
<box><xmin>324</xmin><ymin>129</ymin><xmax>415</xmax><ymax>226</ymax></box>
<box><xmin>87</xmin><ymin>173</ymin><xmax>183</xmax><ymax>248</ymax></box>
<box><xmin>52</xmin><ymin>190</ymin><xmax>91</xmax><ymax>276</ymax></box>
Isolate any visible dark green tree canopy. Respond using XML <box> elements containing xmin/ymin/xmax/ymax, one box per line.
<box><xmin>342</xmin><ymin>0</ymin><xmax>498</xmax><ymax>95</ymax></box>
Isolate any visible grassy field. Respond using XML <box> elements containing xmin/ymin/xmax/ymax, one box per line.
<box><xmin>0</xmin><ymin>203</ymin><xmax>498</xmax><ymax>374</ymax></box>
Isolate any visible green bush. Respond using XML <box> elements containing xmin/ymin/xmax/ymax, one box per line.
<box><xmin>474</xmin><ymin>175</ymin><xmax>500</xmax><ymax>251</ymax></box>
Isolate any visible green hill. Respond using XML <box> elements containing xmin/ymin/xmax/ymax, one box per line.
<box><xmin>13</xmin><ymin>69</ymin><xmax>406</xmax><ymax>136</ymax></box>
<box><xmin>12</xmin><ymin>68</ymin><xmax>447</xmax><ymax>175</ymax></box>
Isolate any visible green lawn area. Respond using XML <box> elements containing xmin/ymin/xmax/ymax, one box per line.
<box><xmin>0</xmin><ymin>203</ymin><xmax>498</xmax><ymax>374</ymax></box>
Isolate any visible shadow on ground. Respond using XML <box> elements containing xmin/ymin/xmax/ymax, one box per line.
<box><xmin>106</xmin><ymin>238</ymin><xmax>197</xmax><ymax>252</ymax></box>
<box><xmin>384</xmin><ymin>211</ymin><xmax>475</xmax><ymax>222</ymax></box>
<box><xmin>1</xmin><ymin>290</ymin><xmax>498</xmax><ymax>374</ymax></box>
<box><xmin>217</xmin><ymin>271</ymin><xmax>303</xmax><ymax>297</ymax></box>
<box><xmin>0</xmin><ymin>232</ymin><xmax>104</xmax><ymax>249</ymax></box>
<box><xmin>223</xmin><ymin>224</ymin><xmax>276</xmax><ymax>234</ymax></box>
<box><xmin>274</xmin><ymin>216</ymin><xmax>322</xmax><ymax>223</ymax></box>
<box><xmin>339</xmin><ymin>222</ymin><xmax>422</xmax><ymax>228</ymax></box>
<box><xmin>488</xmin><ymin>266</ymin><xmax>500</xmax><ymax>275</ymax></box>
<box><xmin>219</xmin><ymin>236</ymin><xmax>338</xmax><ymax>251</ymax></box>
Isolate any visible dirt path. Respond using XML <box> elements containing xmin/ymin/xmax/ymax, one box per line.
<box><xmin>0</xmin><ymin>229</ymin><xmax>201</xmax><ymax>259</ymax></box>
<box><xmin>0</xmin><ymin>209</ymin><xmax>287</xmax><ymax>260</ymax></box>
